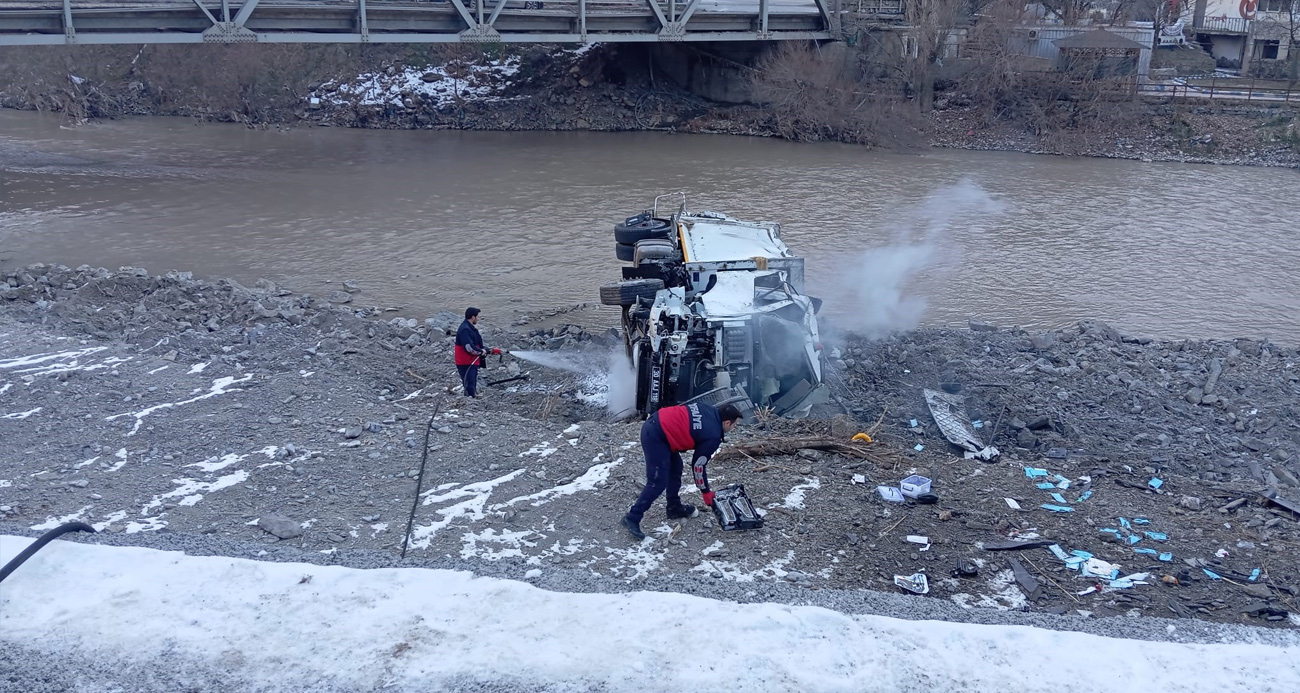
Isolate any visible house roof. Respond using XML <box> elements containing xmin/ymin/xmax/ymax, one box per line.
<box><xmin>1053</xmin><ymin>28</ymin><xmax>1145</xmax><ymax>50</ymax></box>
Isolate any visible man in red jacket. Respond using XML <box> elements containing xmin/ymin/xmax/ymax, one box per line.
<box><xmin>620</xmin><ymin>401</ymin><xmax>743</xmax><ymax>540</ymax></box>
<box><xmin>454</xmin><ymin>307</ymin><xmax>501</xmax><ymax>398</ymax></box>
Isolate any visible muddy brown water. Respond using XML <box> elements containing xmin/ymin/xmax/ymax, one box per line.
<box><xmin>3</xmin><ymin>108</ymin><xmax>1299</xmax><ymax>343</ymax></box>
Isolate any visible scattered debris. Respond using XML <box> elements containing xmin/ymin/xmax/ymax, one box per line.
<box><xmin>893</xmin><ymin>573</ymin><xmax>930</xmax><ymax>595</ymax></box>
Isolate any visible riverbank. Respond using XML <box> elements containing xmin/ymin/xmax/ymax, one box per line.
<box><xmin>3</xmin><ymin>264</ymin><xmax>1299</xmax><ymax>637</ymax></box>
<box><xmin>3</xmin><ymin>43</ymin><xmax>1298</xmax><ymax>168</ymax></box>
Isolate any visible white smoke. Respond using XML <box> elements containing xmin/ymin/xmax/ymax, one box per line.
<box><xmin>511</xmin><ymin>348</ymin><xmax>637</xmax><ymax>420</ymax></box>
<box><xmin>833</xmin><ymin>180</ymin><xmax>1004</xmax><ymax>339</ymax></box>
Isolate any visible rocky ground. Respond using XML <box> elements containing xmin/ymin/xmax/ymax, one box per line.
<box><xmin>2</xmin><ymin>264</ymin><xmax>1299</xmax><ymax>637</ymax></box>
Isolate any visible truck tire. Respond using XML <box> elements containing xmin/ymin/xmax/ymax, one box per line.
<box><xmin>599</xmin><ymin>279</ymin><xmax>665</xmax><ymax>307</ymax></box>
<box><xmin>614</xmin><ymin>218</ymin><xmax>672</xmax><ymax>245</ymax></box>
<box><xmin>615</xmin><ymin>242</ymin><xmax>636</xmax><ymax>262</ymax></box>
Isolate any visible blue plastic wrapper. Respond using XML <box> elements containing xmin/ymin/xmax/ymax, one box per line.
<box><xmin>1024</xmin><ymin>467</ymin><xmax>1048</xmax><ymax>478</ymax></box>
<box><xmin>1049</xmin><ymin>544</ymin><xmax>1070</xmax><ymax>560</ymax></box>
<box><xmin>1203</xmin><ymin>568</ymin><xmax>1223</xmax><ymax>580</ymax></box>
<box><xmin>1070</xmin><ymin>550</ymin><xmax>1094</xmax><ymax>559</ymax></box>
<box><xmin>1158</xmin><ymin>552</ymin><xmax>1173</xmax><ymax>562</ymax></box>
<box><xmin>1134</xmin><ymin>548</ymin><xmax>1158</xmax><ymax>556</ymax></box>
<box><xmin>914</xmin><ymin>443</ymin><xmax>925</xmax><ymax>451</ymax></box>
<box><xmin>1119</xmin><ymin>517</ymin><xmax>1132</xmax><ymax>529</ymax></box>
<box><xmin>1249</xmin><ymin>568</ymin><xmax>1261</xmax><ymax>582</ymax></box>
<box><xmin>1036</xmin><ymin>482</ymin><xmax>1057</xmax><ymax>490</ymax></box>
<box><xmin>1050</xmin><ymin>492</ymin><xmax>1067</xmax><ymax>504</ymax></box>
<box><xmin>1041</xmin><ymin>504</ymin><xmax>1074</xmax><ymax>512</ymax></box>
<box><xmin>1133</xmin><ymin>518</ymin><xmax>1151</xmax><ymax>525</ymax></box>
<box><xmin>1076</xmin><ymin>490</ymin><xmax>1093</xmax><ymax>502</ymax></box>
<box><xmin>1148</xmin><ymin>478</ymin><xmax>1164</xmax><ymax>490</ymax></box>
<box><xmin>1143</xmin><ymin>531</ymin><xmax>1168</xmax><ymax>542</ymax></box>
<box><xmin>1126</xmin><ymin>535</ymin><xmax>1142</xmax><ymax>545</ymax></box>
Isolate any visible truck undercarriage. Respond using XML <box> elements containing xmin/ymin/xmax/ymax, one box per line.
<box><xmin>599</xmin><ymin>194</ymin><xmax>828</xmax><ymax>419</ymax></box>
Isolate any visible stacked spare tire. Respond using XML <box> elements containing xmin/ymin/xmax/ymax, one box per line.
<box><xmin>602</xmin><ymin>211</ymin><xmax>675</xmax><ymax>306</ymax></box>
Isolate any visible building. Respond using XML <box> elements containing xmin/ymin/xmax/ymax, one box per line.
<box><xmin>1189</xmin><ymin>0</ymin><xmax>1296</xmax><ymax>73</ymax></box>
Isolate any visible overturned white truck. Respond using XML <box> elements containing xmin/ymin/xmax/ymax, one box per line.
<box><xmin>600</xmin><ymin>194</ymin><xmax>828</xmax><ymax>419</ymax></box>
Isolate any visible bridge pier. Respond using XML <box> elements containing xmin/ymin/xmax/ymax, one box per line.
<box><xmin>646</xmin><ymin>41</ymin><xmax>782</xmax><ymax>104</ymax></box>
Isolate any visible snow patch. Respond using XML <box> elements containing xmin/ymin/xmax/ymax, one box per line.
<box><xmin>519</xmin><ymin>441</ymin><xmax>558</xmax><ymax>458</ymax></box>
<box><xmin>1</xmin><ymin>407</ymin><xmax>41</xmax><ymax>420</ymax></box>
<box><xmin>140</xmin><ymin>470</ymin><xmax>250</xmax><ymax>514</ymax></box>
<box><xmin>188</xmin><ymin>362</ymin><xmax>209</xmax><ymax>374</ymax></box>
<box><xmin>0</xmin><ymin>346</ymin><xmax>109</xmax><ymax>377</ymax></box>
<box><xmin>460</xmin><ymin>528</ymin><xmax>537</xmax><ymax>561</ymax></box>
<box><xmin>105</xmin><ymin>448</ymin><xmax>128</xmax><ymax>473</ymax></box>
<box><xmin>409</xmin><ymin>469</ymin><xmax>526</xmax><ymax>549</ymax></box>
<box><xmin>4</xmin><ymin>536</ymin><xmax>1299</xmax><ymax>692</ymax></box>
<box><xmin>30</xmin><ymin>505</ymin><xmax>93</xmax><ymax>531</ymax></box>
<box><xmin>951</xmin><ymin>569</ymin><xmax>1030</xmax><ymax>611</ymax></box>
<box><xmin>323</xmin><ymin>57</ymin><xmax>523</xmax><ymax>110</ymax></box>
<box><xmin>186</xmin><ymin>453</ymin><xmax>246</xmax><ymax>473</ymax></box>
<box><xmin>493</xmin><ymin>455</ymin><xmax>622</xmax><ymax>509</ymax></box>
<box><xmin>106</xmin><ymin>374</ymin><xmax>253</xmax><ymax>435</ymax></box>
<box><xmin>774</xmin><ymin>477</ymin><xmax>820</xmax><ymax>510</ymax></box>
<box><xmin>691</xmin><ymin>550</ymin><xmax>796</xmax><ymax>583</ymax></box>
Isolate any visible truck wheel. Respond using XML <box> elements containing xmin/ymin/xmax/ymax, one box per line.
<box><xmin>615</xmin><ymin>242</ymin><xmax>636</xmax><ymax>262</ymax></box>
<box><xmin>614</xmin><ymin>218</ymin><xmax>672</xmax><ymax>244</ymax></box>
<box><xmin>599</xmin><ymin>279</ymin><xmax>665</xmax><ymax>307</ymax></box>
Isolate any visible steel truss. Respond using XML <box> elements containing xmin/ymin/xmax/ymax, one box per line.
<box><xmin>0</xmin><ymin>0</ymin><xmax>837</xmax><ymax>45</ymax></box>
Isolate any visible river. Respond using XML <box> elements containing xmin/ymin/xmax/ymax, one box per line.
<box><xmin>2</xmin><ymin>108</ymin><xmax>1298</xmax><ymax>343</ymax></box>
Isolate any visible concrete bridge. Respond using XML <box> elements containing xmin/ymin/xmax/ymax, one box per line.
<box><xmin>0</xmin><ymin>0</ymin><xmax>854</xmax><ymax>46</ymax></box>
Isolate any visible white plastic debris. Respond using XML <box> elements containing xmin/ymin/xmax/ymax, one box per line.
<box><xmin>1005</xmin><ymin>498</ymin><xmax>1022</xmax><ymax>510</ymax></box>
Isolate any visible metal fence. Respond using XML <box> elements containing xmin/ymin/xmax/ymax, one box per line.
<box><xmin>1138</xmin><ymin>76</ymin><xmax>1300</xmax><ymax>103</ymax></box>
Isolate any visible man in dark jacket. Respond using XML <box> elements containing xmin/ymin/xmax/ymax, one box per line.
<box><xmin>620</xmin><ymin>401</ymin><xmax>743</xmax><ymax>540</ymax></box>
<box><xmin>454</xmin><ymin>307</ymin><xmax>501</xmax><ymax>398</ymax></box>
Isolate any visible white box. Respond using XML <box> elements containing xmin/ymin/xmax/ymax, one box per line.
<box><xmin>899</xmin><ymin>475</ymin><xmax>932</xmax><ymax>499</ymax></box>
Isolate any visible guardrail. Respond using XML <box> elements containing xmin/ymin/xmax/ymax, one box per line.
<box><xmin>1139</xmin><ymin>76</ymin><xmax>1300</xmax><ymax>103</ymax></box>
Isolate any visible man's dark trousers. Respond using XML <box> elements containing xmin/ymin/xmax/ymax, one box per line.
<box><xmin>627</xmin><ymin>417</ymin><xmax>684</xmax><ymax>525</ymax></box>
<box><xmin>457</xmin><ymin>364</ymin><xmax>479</xmax><ymax>397</ymax></box>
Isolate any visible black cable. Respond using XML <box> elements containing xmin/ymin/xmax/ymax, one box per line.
<box><xmin>400</xmin><ymin>395</ymin><xmax>444</xmax><ymax>559</ymax></box>
<box><xmin>0</xmin><ymin>521</ymin><xmax>95</xmax><ymax>584</ymax></box>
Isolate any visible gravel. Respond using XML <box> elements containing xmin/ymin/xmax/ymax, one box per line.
<box><xmin>2</xmin><ymin>264</ymin><xmax>1298</xmax><ymax>691</ymax></box>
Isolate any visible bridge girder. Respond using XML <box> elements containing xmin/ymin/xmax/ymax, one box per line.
<box><xmin>0</xmin><ymin>0</ymin><xmax>838</xmax><ymax>46</ymax></box>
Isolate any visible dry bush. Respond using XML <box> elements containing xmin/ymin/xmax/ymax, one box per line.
<box><xmin>955</xmin><ymin>0</ymin><xmax>1146</xmax><ymax>153</ymax></box>
<box><xmin>0</xmin><ymin>43</ymin><xmax>474</xmax><ymax>123</ymax></box>
<box><xmin>749</xmin><ymin>42</ymin><xmax>921</xmax><ymax>148</ymax></box>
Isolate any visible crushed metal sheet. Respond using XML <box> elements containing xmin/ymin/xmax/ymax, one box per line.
<box><xmin>922</xmin><ymin>388</ymin><xmax>996</xmax><ymax>458</ymax></box>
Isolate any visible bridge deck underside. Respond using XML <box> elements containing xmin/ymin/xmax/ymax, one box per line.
<box><xmin>0</xmin><ymin>0</ymin><xmax>833</xmax><ymax>44</ymax></box>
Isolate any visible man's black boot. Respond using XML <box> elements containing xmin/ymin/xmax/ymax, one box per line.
<box><xmin>620</xmin><ymin>515</ymin><xmax>646</xmax><ymax>540</ymax></box>
<box><xmin>666</xmin><ymin>504</ymin><xmax>699</xmax><ymax>519</ymax></box>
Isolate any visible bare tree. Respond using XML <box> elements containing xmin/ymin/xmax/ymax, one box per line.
<box><xmin>957</xmin><ymin>0</ymin><xmax>1146</xmax><ymax>152</ymax></box>
<box><xmin>748</xmin><ymin>42</ymin><xmax>920</xmax><ymax>147</ymax></box>
<box><xmin>904</xmin><ymin>0</ymin><xmax>970</xmax><ymax>112</ymax></box>
<box><xmin>1036</xmin><ymin>0</ymin><xmax>1103</xmax><ymax>23</ymax></box>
